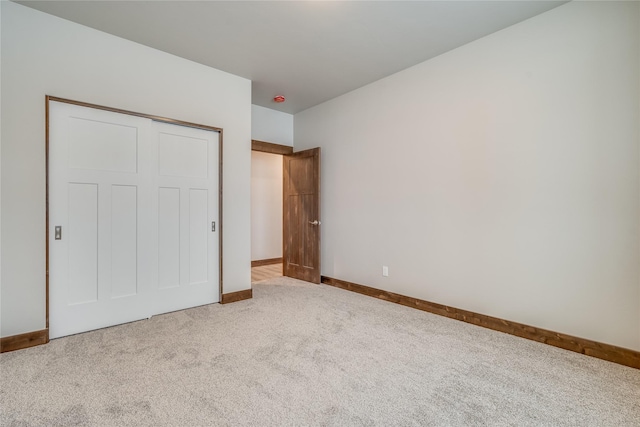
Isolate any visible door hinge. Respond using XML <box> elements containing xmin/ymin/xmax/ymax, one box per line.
<box><xmin>211</xmin><ymin>221</ymin><xmax>216</xmax><ymax>232</ymax></box>
<box><xmin>55</xmin><ymin>226</ymin><xmax>62</xmax><ymax>240</ymax></box>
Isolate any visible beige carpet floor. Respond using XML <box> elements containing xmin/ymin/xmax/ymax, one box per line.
<box><xmin>1</xmin><ymin>276</ymin><xmax>639</xmax><ymax>426</ymax></box>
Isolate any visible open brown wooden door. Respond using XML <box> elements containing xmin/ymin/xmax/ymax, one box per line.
<box><xmin>283</xmin><ymin>148</ymin><xmax>321</xmax><ymax>283</ymax></box>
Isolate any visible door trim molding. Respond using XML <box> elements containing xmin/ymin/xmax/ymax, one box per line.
<box><xmin>47</xmin><ymin>96</ymin><xmax>223</xmax><ymax>132</ymax></box>
<box><xmin>251</xmin><ymin>139</ymin><xmax>293</xmax><ymax>155</ymax></box>
<box><xmin>45</xmin><ymin>96</ymin><xmax>225</xmax><ymax>343</ymax></box>
<box><xmin>321</xmin><ymin>276</ymin><xmax>640</xmax><ymax>370</ymax></box>
<box><xmin>0</xmin><ymin>329</ymin><xmax>49</xmax><ymax>353</ymax></box>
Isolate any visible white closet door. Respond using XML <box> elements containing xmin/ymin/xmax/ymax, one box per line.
<box><xmin>151</xmin><ymin>121</ymin><xmax>219</xmax><ymax>315</ymax></box>
<box><xmin>49</xmin><ymin>101</ymin><xmax>219</xmax><ymax>339</ymax></box>
<box><xmin>49</xmin><ymin>102</ymin><xmax>155</xmax><ymax>338</ymax></box>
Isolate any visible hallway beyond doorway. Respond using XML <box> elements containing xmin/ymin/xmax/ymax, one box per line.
<box><xmin>251</xmin><ymin>263</ymin><xmax>282</xmax><ymax>283</ymax></box>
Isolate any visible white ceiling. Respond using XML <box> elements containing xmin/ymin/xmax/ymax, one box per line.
<box><xmin>17</xmin><ymin>1</ymin><xmax>567</xmax><ymax>114</ymax></box>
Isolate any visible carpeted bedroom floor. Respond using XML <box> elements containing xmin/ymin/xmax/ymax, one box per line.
<box><xmin>1</xmin><ymin>276</ymin><xmax>639</xmax><ymax>426</ymax></box>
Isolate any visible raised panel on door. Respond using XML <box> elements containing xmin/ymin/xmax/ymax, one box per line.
<box><xmin>67</xmin><ymin>183</ymin><xmax>99</xmax><ymax>305</ymax></box>
<box><xmin>111</xmin><ymin>185</ymin><xmax>138</xmax><ymax>298</ymax></box>
<box><xmin>158</xmin><ymin>187</ymin><xmax>181</xmax><ymax>289</ymax></box>
<box><xmin>189</xmin><ymin>189</ymin><xmax>209</xmax><ymax>285</ymax></box>
<box><xmin>68</xmin><ymin>117</ymin><xmax>138</xmax><ymax>173</ymax></box>
<box><xmin>301</xmin><ymin>194</ymin><xmax>318</xmax><ymax>269</ymax></box>
<box><xmin>158</xmin><ymin>132</ymin><xmax>209</xmax><ymax>179</ymax></box>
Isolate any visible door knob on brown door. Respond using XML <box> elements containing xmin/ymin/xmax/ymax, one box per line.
<box><xmin>309</xmin><ymin>220</ymin><xmax>321</xmax><ymax>226</ymax></box>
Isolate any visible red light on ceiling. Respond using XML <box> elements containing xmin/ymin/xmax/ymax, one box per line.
<box><xmin>273</xmin><ymin>95</ymin><xmax>286</xmax><ymax>103</ymax></box>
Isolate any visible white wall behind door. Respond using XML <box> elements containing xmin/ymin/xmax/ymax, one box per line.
<box><xmin>294</xmin><ymin>1</ymin><xmax>640</xmax><ymax>350</ymax></box>
<box><xmin>252</xmin><ymin>105</ymin><xmax>293</xmax><ymax>147</ymax></box>
<box><xmin>1</xmin><ymin>1</ymin><xmax>251</xmax><ymax>338</ymax></box>
<box><xmin>251</xmin><ymin>151</ymin><xmax>283</xmax><ymax>261</ymax></box>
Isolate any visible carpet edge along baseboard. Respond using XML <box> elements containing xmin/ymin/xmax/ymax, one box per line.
<box><xmin>320</xmin><ymin>276</ymin><xmax>640</xmax><ymax>370</ymax></box>
<box><xmin>221</xmin><ymin>289</ymin><xmax>253</xmax><ymax>304</ymax></box>
<box><xmin>3</xmin><ymin>289</ymin><xmax>255</xmax><ymax>352</ymax></box>
<box><xmin>0</xmin><ymin>329</ymin><xmax>49</xmax><ymax>353</ymax></box>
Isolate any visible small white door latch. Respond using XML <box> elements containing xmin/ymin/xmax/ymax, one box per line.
<box><xmin>55</xmin><ymin>226</ymin><xmax>62</xmax><ymax>240</ymax></box>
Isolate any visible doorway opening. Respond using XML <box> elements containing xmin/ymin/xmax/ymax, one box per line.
<box><xmin>251</xmin><ymin>140</ymin><xmax>292</xmax><ymax>283</ymax></box>
<box><xmin>251</xmin><ymin>140</ymin><xmax>321</xmax><ymax>284</ymax></box>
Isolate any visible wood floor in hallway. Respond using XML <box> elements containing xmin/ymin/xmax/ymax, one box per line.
<box><xmin>251</xmin><ymin>263</ymin><xmax>282</xmax><ymax>283</ymax></box>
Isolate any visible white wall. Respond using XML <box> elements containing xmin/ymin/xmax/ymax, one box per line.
<box><xmin>252</xmin><ymin>104</ymin><xmax>293</xmax><ymax>147</ymax></box>
<box><xmin>1</xmin><ymin>2</ymin><xmax>252</xmax><ymax>338</ymax></box>
<box><xmin>251</xmin><ymin>151</ymin><xmax>283</xmax><ymax>261</ymax></box>
<box><xmin>295</xmin><ymin>1</ymin><xmax>640</xmax><ymax>351</ymax></box>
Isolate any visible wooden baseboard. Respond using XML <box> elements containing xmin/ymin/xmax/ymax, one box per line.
<box><xmin>221</xmin><ymin>289</ymin><xmax>253</xmax><ymax>304</ymax></box>
<box><xmin>0</xmin><ymin>329</ymin><xmax>49</xmax><ymax>353</ymax></box>
<box><xmin>251</xmin><ymin>257</ymin><xmax>283</xmax><ymax>267</ymax></box>
<box><xmin>321</xmin><ymin>276</ymin><xmax>640</xmax><ymax>370</ymax></box>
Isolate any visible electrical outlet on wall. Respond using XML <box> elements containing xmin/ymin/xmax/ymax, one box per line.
<box><xmin>382</xmin><ymin>266</ymin><xmax>389</xmax><ymax>277</ymax></box>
